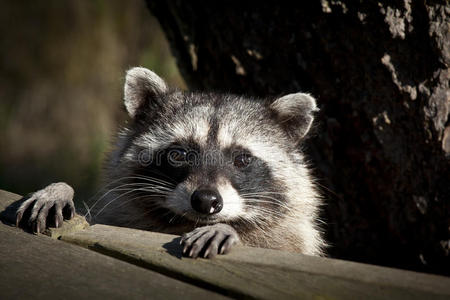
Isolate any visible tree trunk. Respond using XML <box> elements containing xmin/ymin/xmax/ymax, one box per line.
<box><xmin>147</xmin><ymin>0</ymin><xmax>450</xmax><ymax>275</ymax></box>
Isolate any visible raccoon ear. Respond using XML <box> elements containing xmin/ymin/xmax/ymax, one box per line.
<box><xmin>270</xmin><ymin>93</ymin><xmax>319</xmax><ymax>141</ymax></box>
<box><xmin>124</xmin><ymin>67</ymin><xmax>168</xmax><ymax>118</ymax></box>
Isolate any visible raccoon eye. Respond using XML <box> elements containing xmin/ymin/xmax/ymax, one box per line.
<box><xmin>167</xmin><ymin>148</ymin><xmax>188</xmax><ymax>165</ymax></box>
<box><xmin>234</xmin><ymin>153</ymin><xmax>253</xmax><ymax>169</ymax></box>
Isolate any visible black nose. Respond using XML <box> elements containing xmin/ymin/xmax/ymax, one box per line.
<box><xmin>191</xmin><ymin>188</ymin><xmax>223</xmax><ymax>215</ymax></box>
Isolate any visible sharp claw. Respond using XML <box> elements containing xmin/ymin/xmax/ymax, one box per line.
<box><xmin>35</xmin><ymin>222</ymin><xmax>40</xmax><ymax>234</ymax></box>
<box><xmin>16</xmin><ymin>212</ymin><xmax>22</xmax><ymax>227</ymax></box>
<box><xmin>55</xmin><ymin>215</ymin><xmax>59</xmax><ymax>228</ymax></box>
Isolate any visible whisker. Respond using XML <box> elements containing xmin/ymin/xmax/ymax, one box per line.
<box><xmin>93</xmin><ymin>187</ymin><xmax>170</xmax><ymax>218</ymax></box>
<box><xmin>88</xmin><ymin>180</ymin><xmax>174</xmax><ymax>212</ymax></box>
<box><xmin>240</xmin><ymin>191</ymin><xmax>284</xmax><ymax>196</ymax></box>
<box><xmin>112</xmin><ymin>193</ymin><xmax>167</xmax><ymax>211</ymax></box>
<box><xmin>83</xmin><ymin>175</ymin><xmax>175</xmax><ymax>206</ymax></box>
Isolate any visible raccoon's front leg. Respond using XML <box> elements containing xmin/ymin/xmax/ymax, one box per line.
<box><xmin>16</xmin><ymin>182</ymin><xmax>75</xmax><ymax>233</ymax></box>
<box><xmin>181</xmin><ymin>223</ymin><xmax>240</xmax><ymax>259</ymax></box>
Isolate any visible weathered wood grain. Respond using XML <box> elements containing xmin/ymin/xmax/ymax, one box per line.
<box><xmin>62</xmin><ymin>224</ymin><xmax>450</xmax><ymax>300</ymax></box>
<box><xmin>0</xmin><ymin>189</ymin><xmax>22</xmax><ymax>214</ymax></box>
<box><xmin>0</xmin><ymin>223</ymin><xmax>228</xmax><ymax>299</ymax></box>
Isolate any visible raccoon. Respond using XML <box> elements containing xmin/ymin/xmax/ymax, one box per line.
<box><xmin>16</xmin><ymin>67</ymin><xmax>325</xmax><ymax>258</ymax></box>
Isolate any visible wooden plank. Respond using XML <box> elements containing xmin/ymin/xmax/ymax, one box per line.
<box><xmin>0</xmin><ymin>189</ymin><xmax>22</xmax><ymax>213</ymax></box>
<box><xmin>0</xmin><ymin>223</ymin><xmax>228</xmax><ymax>299</ymax></box>
<box><xmin>61</xmin><ymin>224</ymin><xmax>450</xmax><ymax>300</ymax></box>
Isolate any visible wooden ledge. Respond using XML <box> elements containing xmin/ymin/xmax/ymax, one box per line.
<box><xmin>1</xmin><ymin>189</ymin><xmax>449</xmax><ymax>299</ymax></box>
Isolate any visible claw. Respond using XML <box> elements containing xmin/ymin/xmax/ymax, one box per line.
<box><xmin>40</xmin><ymin>219</ymin><xmax>46</xmax><ymax>233</ymax></box>
<box><xmin>181</xmin><ymin>224</ymin><xmax>239</xmax><ymax>259</ymax></box>
<box><xmin>16</xmin><ymin>211</ymin><xmax>23</xmax><ymax>227</ymax></box>
<box><xmin>203</xmin><ymin>248</ymin><xmax>210</xmax><ymax>258</ymax></box>
<box><xmin>15</xmin><ymin>195</ymin><xmax>37</xmax><ymax>228</ymax></box>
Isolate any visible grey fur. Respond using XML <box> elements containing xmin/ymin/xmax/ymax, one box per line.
<box><xmin>124</xmin><ymin>67</ymin><xmax>168</xmax><ymax>118</ymax></box>
<box><xmin>16</xmin><ymin>67</ymin><xmax>326</xmax><ymax>258</ymax></box>
<box><xmin>270</xmin><ymin>93</ymin><xmax>318</xmax><ymax>141</ymax></box>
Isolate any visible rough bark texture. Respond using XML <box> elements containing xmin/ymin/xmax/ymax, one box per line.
<box><xmin>146</xmin><ymin>1</ymin><xmax>450</xmax><ymax>275</ymax></box>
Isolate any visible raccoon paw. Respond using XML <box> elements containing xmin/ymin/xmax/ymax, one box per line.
<box><xmin>181</xmin><ymin>223</ymin><xmax>240</xmax><ymax>259</ymax></box>
<box><xmin>16</xmin><ymin>182</ymin><xmax>75</xmax><ymax>234</ymax></box>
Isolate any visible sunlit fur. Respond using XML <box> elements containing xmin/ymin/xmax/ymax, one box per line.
<box><xmin>88</xmin><ymin>67</ymin><xmax>326</xmax><ymax>256</ymax></box>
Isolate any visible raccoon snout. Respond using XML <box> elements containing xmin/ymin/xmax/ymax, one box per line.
<box><xmin>191</xmin><ymin>188</ymin><xmax>223</xmax><ymax>215</ymax></box>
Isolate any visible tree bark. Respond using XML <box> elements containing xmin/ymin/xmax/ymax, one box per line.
<box><xmin>147</xmin><ymin>0</ymin><xmax>450</xmax><ymax>275</ymax></box>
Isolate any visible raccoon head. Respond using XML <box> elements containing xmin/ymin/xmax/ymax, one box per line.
<box><xmin>112</xmin><ymin>67</ymin><xmax>318</xmax><ymax>230</ymax></box>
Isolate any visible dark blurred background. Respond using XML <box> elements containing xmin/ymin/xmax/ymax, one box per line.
<box><xmin>0</xmin><ymin>1</ymin><xmax>185</xmax><ymax>200</ymax></box>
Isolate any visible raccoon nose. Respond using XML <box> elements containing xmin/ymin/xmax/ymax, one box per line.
<box><xmin>191</xmin><ymin>189</ymin><xmax>223</xmax><ymax>215</ymax></box>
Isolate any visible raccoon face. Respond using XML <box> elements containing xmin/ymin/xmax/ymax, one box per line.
<box><xmin>117</xmin><ymin>67</ymin><xmax>318</xmax><ymax>226</ymax></box>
